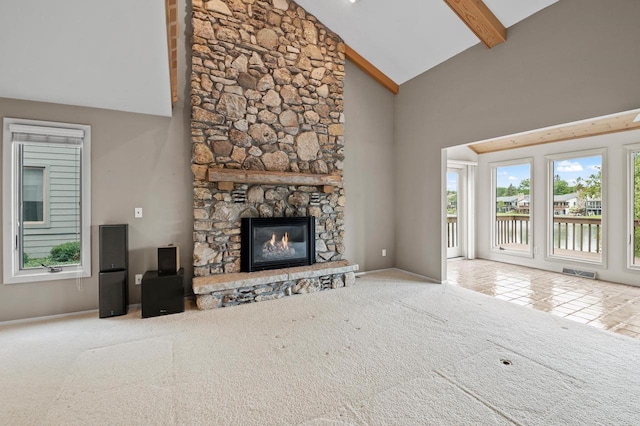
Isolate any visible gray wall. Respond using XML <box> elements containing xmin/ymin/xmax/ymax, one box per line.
<box><xmin>395</xmin><ymin>0</ymin><xmax>640</xmax><ymax>281</ymax></box>
<box><xmin>344</xmin><ymin>61</ymin><xmax>396</xmax><ymax>271</ymax></box>
<box><xmin>0</xmin><ymin>97</ymin><xmax>193</xmax><ymax>322</ymax></box>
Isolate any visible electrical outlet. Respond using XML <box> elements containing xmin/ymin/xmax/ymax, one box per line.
<box><xmin>135</xmin><ymin>274</ymin><xmax>143</xmax><ymax>285</ymax></box>
<box><xmin>382</xmin><ymin>249</ymin><xmax>387</xmax><ymax>257</ymax></box>
<box><xmin>134</xmin><ymin>207</ymin><xmax>143</xmax><ymax>218</ymax></box>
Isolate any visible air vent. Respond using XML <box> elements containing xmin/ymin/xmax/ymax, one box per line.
<box><xmin>562</xmin><ymin>267</ymin><xmax>596</xmax><ymax>280</ymax></box>
<box><xmin>310</xmin><ymin>193</ymin><xmax>321</xmax><ymax>205</ymax></box>
<box><xmin>320</xmin><ymin>275</ymin><xmax>331</xmax><ymax>286</ymax></box>
<box><xmin>232</xmin><ymin>189</ymin><xmax>247</xmax><ymax>203</ymax></box>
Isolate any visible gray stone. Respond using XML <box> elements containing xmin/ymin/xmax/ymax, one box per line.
<box><xmin>280</xmin><ymin>85</ymin><xmax>302</xmax><ymax>105</ymax></box>
<box><xmin>292</xmin><ymin>278</ymin><xmax>321</xmax><ymax>294</ymax></box>
<box><xmin>257</xmin><ymin>74</ymin><xmax>275</xmax><ymax>92</ymax></box>
<box><xmin>258</xmin><ymin>109</ymin><xmax>278</xmax><ymax>124</ymax></box>
<box><xmin>193</xmin><ymin>107</ymin><xmax>224</xmax><ymax>125</ymax></box>
<box><xmin>295</xmin><ymin>132</ymin><xmax>320</xmax><ymax>161</ymax></box>
<box><xmin>216</xmin><ymin>93</ymin><xmax>247</xmax><ymax>120</ymax></box>
<box><xmin>193</xmin><ymin>19</ymin><xmax>215</xmax><ymax>39</ymax></box>
<box><xmin>192</xmin><ymin>143</ymin><xmax>214</xmax><ymax>164</ymax></box>
<box><xmin>315</xmin><ymin>239</ymin><xmax>328</xmax><ymax>252</ymax></box>
<box><xmin>246</xmin><ymin>186</ymin><xmax>264</xmax><ymax>204</ymax></box>
<box><xmin>194</xmin><ymin>187</ymin><xmax>212</xmax><ymax>200</ymax></box>
<box><xmin>237</xmin><ymin>72</ymin><xmax>257</xmax><ymax>90</ymax></box>
<box><xmin>331</xmin><ymin>277</ymin><xmax>345</xmax><ymax>289</ymax></box>
<box><xmin>248</xmin><ymin>146</ymin><xmax>263</xmax><ymax>157</ymax></box>
<box><xmin>302</xmin><ymin>45</ymin><xmax>323</xmax><ymax>60</ymax></box>
<box><xmin>279</xmin><ymin>109</ymin><xmax>299</xmax><ymax>127</ymax></box>
<box><xmin>249</xmin><ymin>123</ymin><xmax>277</xmax><ymax>145</ymax></box>
<box><xmin>211</xmin><ymin>202</ymin><xmax>242</xmax><ymax>222</ymax></box>
<box><xmin>308</xmin><ymin>206</ymin><xmax>322</xmax><ymax>217</ymax></box>
<box><xmin>196</xmin><ymin>294</ymin><xmax>223</xmax><ymax>310</ymax></box>
<box><xmin>256</xmin><ymin>28</ymin><xmax>278</xmax><ymax>50</ymax></box>
<box><xmin>303</xmin><ymin>110</ymin><xmax>320</xmax><ymax>124</ymax></box>
<box><xmin>345</xmin><ymin>272</ymin><xmax>356</xmax><ymax>287</ymax></box>
<box><xmin>234</xmin><ymin>119</ymin><xmax>249</xmax><ymax>131</ymax></box>
<box><xmin>229</xmin><ymin>129</ymin><xmax>252</xmax><ymax>147</ymax></box>
<box><xmin>316</xmin><ymin>84</ymin><xmax>329</xmax><ymax>98</ymax></box>
<box><xmin>255</xmin><ymin>293</ymin><xmax>284</xmax><ymax>302</ymax></box>
<box><xmin>288</xmin><ymin>191</ymin><xmax>310</xmax><ymax>207</ymax></box>
<box><xmin>292</xmin><ymin>73</ymin><xmax>307</xmax><ymax>88</ymax></box>
<box><xmin>302</xmin><ymin>20</ymin><xmax>318</xmax><ymax>44</ymax></box>
<box><xmin>273</xmin><ymin>0</ymin><xmax>289</xmax><ymax>11</ymax></box>
<box><xmin>231</xmin><ymin>146</ymin><xmax>246</xmax><ymax>164</ymax></box>
<box><xmin>240</xmin><ymin>207</ymin><xmax>259</xmax><ymax>218</ymax></box>
<box><xmin>262</xmin><ymin>151</ymin><xmax>290</xmax><ymax>172</ymax></box>
<box><xmin>194</xmin><ymin>242</ymin><xmax>221</xmax><ymax>266</ymax></box>
<box><xmin>262</xmin><ymin>89</ymin><xmax>282</xmax><ymax>107</ymax></box>
<box><xmin>319</xmin><ymin>251</ymin><xmax>336</xmax><ymax>261</ymax></box>
<box><xmin>310</xmin><ymin>160</ymin><xmax>328</xmax><ymax>174</ymax></box>
<box><xmin>213</xmin><ymin>140</ymin><xmax>233</xmax><ymax>157</ymax></box>
<box><xmin>243</xmin><ymin>156</ymin><xmax>265</xmax><ymax>170</ymax></box>
<box><xmin>310</xmin><ymin>67</ymin><xmax>326</xmax><ymax>81</ymax></box>
<box><xmin>231</xmin><ymin>55</ymin><xmax>248</xmax><ymax>73</ymax></box>
<box><xmin>258</xmin><ymin>204</ymin><xmax>274</xmax><ymax>217</ymax></box>
<box><xmin>274</xmin><ymin>68</ymin><xmax>292</xmax><ymax>85</ymax></box>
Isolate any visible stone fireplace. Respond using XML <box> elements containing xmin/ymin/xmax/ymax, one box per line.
<box><xmin>190</xmin><ymin>0</ymin><xmax>357</xmax><ymax>309</ymax></box>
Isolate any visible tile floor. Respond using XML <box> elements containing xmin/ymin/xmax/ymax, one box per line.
<box><xmin>447</xmin><ymin>259</ymin><xmax>640</xmax><ymax>339</ymax></box>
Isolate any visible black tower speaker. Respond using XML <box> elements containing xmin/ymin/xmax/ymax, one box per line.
<box><xmin>99</xmin><ymin>224</ymin><xmax>128</xmax><ymax>318</ymax></box>
<box><xmin>99</xmin><ymin>270</ymin><xmax>127</xmax><ymax>318</ymax></box>
<box><xmin>100</xmin><ymin>224</ymin><xmax>128</xmax><ymax>271</ymax></box>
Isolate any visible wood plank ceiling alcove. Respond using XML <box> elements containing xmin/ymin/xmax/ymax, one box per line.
<box><xmin>468</xmin><ymin>110</ymin><xmax>640</xmax><ymax>154</ymax></box>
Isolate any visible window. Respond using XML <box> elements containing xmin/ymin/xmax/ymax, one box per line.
<box><xmin>547</xmin><ymin>149</ymin><xmax>605</xmax><ymax>265</ymax></box>
<box><xmin>23</xmin><ymin>167</ymin><xmax>45</xmax><ymax>223</ymax></box>
<box><xmin>490</xmin><ymin>159</ymin><xmax>533</xmax><ymax>257</ymax></box>
<box><xmin>3</xmin><ymin>118</ymin><xmax>91</xmax><ymax>283</ymax></box>
<box><xmin>627</xmin><ymin>145</ymin><xmax>640</xmax><ymax>270</ymax></box>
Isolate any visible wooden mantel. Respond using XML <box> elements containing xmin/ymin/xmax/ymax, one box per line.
<box><xmin>208</xmin><ymin>168</ymin><xmax>343</xmax><ymax>187</ymax></box>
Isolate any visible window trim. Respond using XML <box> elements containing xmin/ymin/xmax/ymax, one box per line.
<box><xmin>625</xmin><ymin>143</ymin><xmax>640</xmax><ymax>272</ymax></box>
<box><xmin>3</xmin><ymin>118</ymin><xmax>91</xmax><ymax>284</ymax></box>
<box><xmin>545</xmin><ymin>148</ymin><xmax>606</xmax><ymax>268</ymax></box>
<box><xmin>489</xmin><ymin>157</ymin><xmax>534</xmax><ymax>258</ymax></box>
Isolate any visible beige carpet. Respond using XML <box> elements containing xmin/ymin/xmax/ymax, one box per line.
<box><xmin>1</xmin><ymin>270</ymin><xmax>639</xmax><ymax>425</ymax></box>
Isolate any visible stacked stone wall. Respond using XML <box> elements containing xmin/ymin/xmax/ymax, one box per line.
<box><xmin>191</xmin><ymin>0</ymin><xmax>346</xmax><ymax>277</ymax></box>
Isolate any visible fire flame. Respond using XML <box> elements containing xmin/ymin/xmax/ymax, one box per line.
<box><xmin>282</xmin><ymin>232</ymin><xmax>289</xmax><ymax>250</ymax></box>
<box><xmin>269</xmin><ymin>233</ymin><xmax>276</xmax><ymax>247</ymax></box>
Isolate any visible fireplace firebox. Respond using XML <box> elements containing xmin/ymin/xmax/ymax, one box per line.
<box><xmin>241</xmin><ymin>217</ymin><xmax>316</xmax><ymax>272</ymax></box>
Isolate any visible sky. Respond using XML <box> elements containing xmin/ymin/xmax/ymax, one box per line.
<box><xmin>447</xmin><ymin>155</ymin><xmax>602</xmax><ymax>191</ymax></box>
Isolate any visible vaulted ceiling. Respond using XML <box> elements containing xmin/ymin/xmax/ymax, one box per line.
<box><xmin>0</xmin><ymin>0</ymin><xmax>557</xmax><ymax>116</ymax></box>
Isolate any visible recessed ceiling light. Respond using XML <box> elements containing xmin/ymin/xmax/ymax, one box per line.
<box><xmin>349</xmin><ymin>0</ymin><xmax>361</xmax><ymax>3</ymax></box>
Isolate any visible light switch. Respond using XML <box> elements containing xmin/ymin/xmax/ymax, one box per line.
<box><xmin>134</xmin><ymin>207</ymin><xmax>143</xmax><ymax>218</ymax></box>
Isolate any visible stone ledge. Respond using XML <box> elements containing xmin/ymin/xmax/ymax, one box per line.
<box><xmin>192</xmin><ymin>260</ymin><xmax>359</xmax><ymax>295</ymax></box>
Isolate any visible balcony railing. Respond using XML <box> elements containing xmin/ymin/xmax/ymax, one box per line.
<box><xmin>447</xmin><ymin>216</ymin><xmax>457</xmax><ymax>248</ymax></box>
<box><xmin>494</xmin><ymin>215</ymin><xmax>604</xmax><ymax>256</ymax></box>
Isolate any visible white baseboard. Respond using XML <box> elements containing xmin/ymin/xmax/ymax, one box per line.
<box><xmin>0</xmin><ymin>308</ymin><xmax>99</xmax><ymax>326</ymax></box>
<box><xmin>355</xmin><ymin>267</ymin><xmax>442</xmax><ymax>284</ymax></box>
<box><xmin>392</xmin><ymin>268</ymin><xmax>442</xmax><ymax>284</ymax></box>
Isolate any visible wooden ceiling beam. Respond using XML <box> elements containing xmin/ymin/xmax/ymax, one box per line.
<box><xmin>443</xmin><ymin>0</ymin><xmax>506</xmax><ymax>48</ymax></box>
<box><xmin>345</xmin><ymin>45</ymin><xmax>399</xmax><ymax>95</ymax></box>
<box><xmin>165</xmin><ymin>0</ymin><xmax>179</xmax><ymax>104</ymax></box>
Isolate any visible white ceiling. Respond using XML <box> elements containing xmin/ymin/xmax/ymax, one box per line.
<box><xmin>0</xmin><ymin>0</ymin><xmax>172</xmax><ymax>117</ymax></box>
<box><xmin>0</xmin><ymin>0</ymin><xmax>557</xmax><ymax>116</ymax></box>
<box><xmin>296</xmin><ymin>0</ymin><xmax>558</xmax><ymax>84</ymax></box>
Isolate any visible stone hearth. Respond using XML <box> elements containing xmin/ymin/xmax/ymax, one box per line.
<box><xmin>190</xmin><ymin>0</ymin><xmax>354</xmax><ymax>309</ymax></box>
